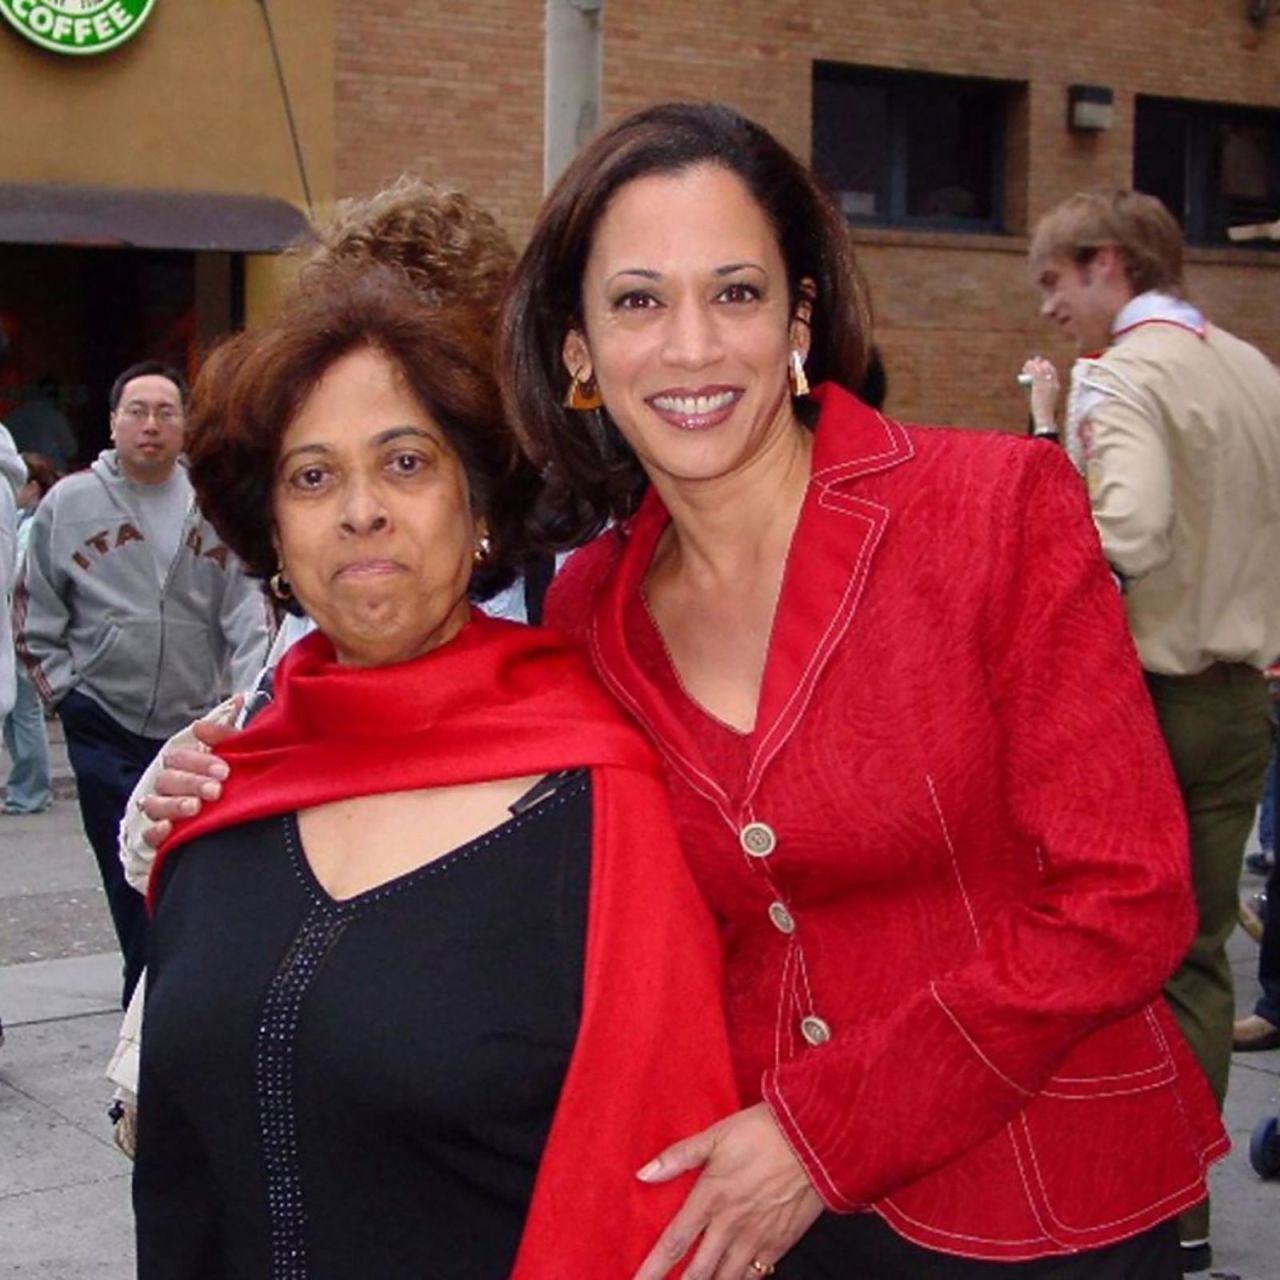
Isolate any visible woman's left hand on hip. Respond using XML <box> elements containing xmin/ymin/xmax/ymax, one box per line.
<box><xmin>632</xmin><ymin>1102</ymin><xmax>824</xmax><ymax>1280</ymax></box>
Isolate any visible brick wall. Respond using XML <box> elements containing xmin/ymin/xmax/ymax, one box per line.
<box><xmin>335</xmin><ymin>1</ymin><xmax>1280</xmax><ymax>429</ymax></box>
<box><xmin>335</xmin><ymin>0</ymin><xmax>544</xmax><ymax>241</ymax></box>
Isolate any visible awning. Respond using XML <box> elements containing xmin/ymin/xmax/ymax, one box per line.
<box><xmin>0</xmin><ymin>183</ymin><xmax>311</xmax><ymax>252</ymax></box>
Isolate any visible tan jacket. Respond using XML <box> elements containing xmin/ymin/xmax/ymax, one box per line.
<box><xmin>1068</xmin><ymin>307</ymin><xmax>1280</xmax><ymax>675</ymax></box>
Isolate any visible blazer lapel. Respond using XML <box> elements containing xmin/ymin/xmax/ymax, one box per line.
<box><xmin>746</xmin><ymin>386</ymin><xmax>914</xmax><ymax>797</ymax></box>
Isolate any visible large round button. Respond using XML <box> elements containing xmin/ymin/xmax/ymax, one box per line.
<box><xmin>767</xmin><ymin>901</ymin><xmax>795</xmax><ymax>935</ymax></box>
<box><xmin>800</xmin><ymin>1015</ymin><xmax>831</xmax><ymax>1046</ymax></box>
<box><xmin>740</xmin><ymin>821</ymin><xmax>777</xmax><ymax>859</ymax></box>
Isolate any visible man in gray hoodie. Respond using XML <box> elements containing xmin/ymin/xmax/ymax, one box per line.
<box><xmin>14</xmin><ymin>361</ymin><xmax>271</xmax><ymax>1006</ymax></box>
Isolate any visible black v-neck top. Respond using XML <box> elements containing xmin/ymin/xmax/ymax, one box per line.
<box><xmin>134</xmin><ymin>774</ymin><xmax>591</xmax><ymax>1280</ymax></box>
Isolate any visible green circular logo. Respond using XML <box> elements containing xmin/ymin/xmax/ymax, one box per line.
<box><xmin>0</xmin><ymin>0</ymin><xmax>156</xmax><ymax>56</ymax></box>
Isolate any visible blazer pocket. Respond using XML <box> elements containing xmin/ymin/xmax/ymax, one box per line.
<box><xmin>1014</xmin><ymin>1013</ymin><xmax>1203</xmax><ymax>1241</ymax></box>
<box><xmin>1038</xmin><ymin>1007</ymin><xmax>1175</xmax><ymax>1099</ymax></box>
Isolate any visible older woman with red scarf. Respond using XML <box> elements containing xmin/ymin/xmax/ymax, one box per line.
<box><xmin>129</xmin><ymin>258</ymin><xmax>735</xmax><ymax>1279</ymax></box>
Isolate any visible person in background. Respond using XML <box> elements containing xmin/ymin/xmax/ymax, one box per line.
<box><xmin>1244</xmin><ymin>661</ymin><xmax>1276</xmax><ymax>878</ymax></box>
<box><xmin>0</xmin><ymin>427</ymin><xmax>26</xmax><ymax>727</ymax></box>
<box><xmin>1247</xmin><ymin>754</ymin><xmax>1274</xmax><ymax>877</ymax></box>
<box><xmin>1234</xmin><ymin>840</ymin><xmax>1280</xmax><ymax>1053</ymax></box>
<box><xmin>14</xmin><ymin>362</ymin><xmax>272</xmax><ymax>1007</ymax></box>
<box><xmin>3</xmin><ymin>377</ymin><xmax>78</xmax><ymax>473</ymax></box>
<box><xmin>3</xmin><ymin>451</ymin><xmax>58</xmax><ymax>815</ymax></box>
<box><xmin>0</xmin><ymin>423</ymin><xmax>24</xmax><ymax>1050</ymax></box>
<box><xmin>1028</xmin><ymin>189</ymin><xmax>1280</xmax><ymax>1272</ymax></box>
<box><xmin>1235</xmin><ymin>660</ymin><xmax>1279</xmax><ymax>1053</ymax></box>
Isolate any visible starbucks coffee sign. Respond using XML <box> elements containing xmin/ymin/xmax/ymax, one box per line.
<box><xmin>0</xmin><ymin>0</ymin><xmax>155</xmax><ymax>56</ymax></box>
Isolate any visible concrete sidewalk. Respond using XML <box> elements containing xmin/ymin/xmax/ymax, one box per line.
<box><xmin>3</xmin><ymin>946</ymin><xmax>1278</xmax><ymax>1277</ymax></box>
<box><xmin>0</xmin><ymin>961</ymin><xmax>133</xmax><ymax>1279</ymax></box>
<box><xmin>0</xmin><ymin>720</ymin><xmax>134</xmax><ymax>1277</ymax></box>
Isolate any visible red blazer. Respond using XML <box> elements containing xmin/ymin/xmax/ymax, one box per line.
<box><xmin>547</xmin><ymin>384</ymin><xmax>1227</xmax><ymax>1261</ymax></box>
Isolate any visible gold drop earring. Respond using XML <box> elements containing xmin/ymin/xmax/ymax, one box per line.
<box><xmin>564</xmin><ymin>369</ymin><xmax>604</xmax><ymax>411</ymax></box>
<box><xmin>788</xmin><ymin>349</ymin><xmax>811</xmax><ymax>398</ymax></box>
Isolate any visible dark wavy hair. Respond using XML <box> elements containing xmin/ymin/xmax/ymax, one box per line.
<box><xmin>185</xmin><ymin>264</ymin><xmax>536</xmax><ymax>605</ymax></box>
<box><xmin>498</xmin><ymin>100</ymin><xmax>871</xmax><ymax>546</ymax></box>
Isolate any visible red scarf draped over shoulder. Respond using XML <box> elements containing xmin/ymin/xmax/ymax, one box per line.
<box><xmin>151</xmin><ymin>613</ymin><xmax>738</xmax><ymax>1279</ymax></box>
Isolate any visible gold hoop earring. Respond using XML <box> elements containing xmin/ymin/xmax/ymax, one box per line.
<box><xmin>269</xmin><ymin>570</ymin><xmax>292</xmax><ymax>601</ymax></box>
<box><xmin>788</xmin><ymin>349</ymin><xmax>811</xmax><ymax>398</ymax></box>
<box><xmin>564</xmin><ymin>370</ymin><xmax>604</xmax><ymax>411</ymax></box>
<box><xmin>473</xmin><ymin>532</ymin><xmax>493</xmax><ymax>565</ymax></box>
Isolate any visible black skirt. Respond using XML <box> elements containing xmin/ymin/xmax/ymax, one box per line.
<box><xmin>780</xmin><ymin>1211</ymin><xmax>1181</xmax><ymax>1280</ymax></box>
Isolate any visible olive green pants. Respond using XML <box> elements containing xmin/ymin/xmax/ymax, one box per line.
<box><xmin>1146</xmin><ymin>664</ymin><xmax>1273</xmax><ymax>1246</ymax></box>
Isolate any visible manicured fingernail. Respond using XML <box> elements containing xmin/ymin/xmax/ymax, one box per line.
<box><xmin>199</xmin><ymin>781</ymin><xmax>222</xmax><ymax>800</ymax></box>
<box><xmin>208</xmin><ymin>760</ymin><xmax>230</xmax><ymax>780</ymax></box>
<box><xmin>179</xmin><ymin>798</ymin><xmax>199</xmax><ymax>815</ymax></box>
<box><xmin>636</xmin><ymin>1160</ymin><xmax>661</xmax><ymax>1182</ymax></box>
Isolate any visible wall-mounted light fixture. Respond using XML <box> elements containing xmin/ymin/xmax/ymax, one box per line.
<box><xmin>1068</xmin><ymin>84</ymin><xmax>1114</xmax><ymax>132</ymax></box>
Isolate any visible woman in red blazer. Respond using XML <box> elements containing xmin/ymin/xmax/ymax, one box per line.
<box><xmin>497</xmin><ymin>103</ymin><xmax>1226</xmax><ymax>1279</ymax></box>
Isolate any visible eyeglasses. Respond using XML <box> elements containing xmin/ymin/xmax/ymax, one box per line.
<box><xmin>117</xmin><ymin>403</ymin><xmax>183</xmax><ymax>426</ymax></box>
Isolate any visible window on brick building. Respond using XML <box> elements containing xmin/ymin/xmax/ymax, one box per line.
<box><xmin>812</xmin><ymin>63</ymin><xmax>1012</xmax><ymax>232</ymax></box>
<box><xmin>1135</xmin><ymin>96</ymin><xmax>1280</xmax><ymax>244</ymax></box>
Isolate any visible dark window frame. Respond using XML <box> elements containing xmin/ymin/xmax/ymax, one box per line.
<box><xmin>1135</xmin><ymin>94</ymin><xmax>1280</xmax><ymax>246</ymax></box>
<box><xmin>812</xmin><ymin>62</ymin><xmax>1012</xmax><ymax>235</ymax></box>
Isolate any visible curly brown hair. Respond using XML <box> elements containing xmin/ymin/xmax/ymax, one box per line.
<box><xmin>186</xmin><ymin>180</ymin><xmax>533</xmax><ymax>605</ymax></box>
<box><xmin>300</xmin><ymin>176</ymin><xmax>516</xmax><ymax>314</ymax></box>
<box><xmin>185</xmin><ymin>264</ymin><xmax>536</xmax><ymax>605</ymax></box>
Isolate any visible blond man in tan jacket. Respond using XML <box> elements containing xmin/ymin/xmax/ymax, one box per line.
<box><xmin>1027</xmin><ymin>189</ymin><xmax>1280</xmax><ymax>1274</ymax></box>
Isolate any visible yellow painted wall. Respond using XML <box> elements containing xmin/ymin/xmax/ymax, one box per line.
<box><xmin>1</xmin><ymin>3</ymin><xmax>338</xmax><ymax>333</ymax></box>
<box><xmin>0</xmin><ymin>1</ymin><xmax>335</xmax><ymax>211</ymax></box>
<box><xmin>243</xmin><ymin>251</ymin><xmax>301</xmax><ymax>327</ymax></box>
